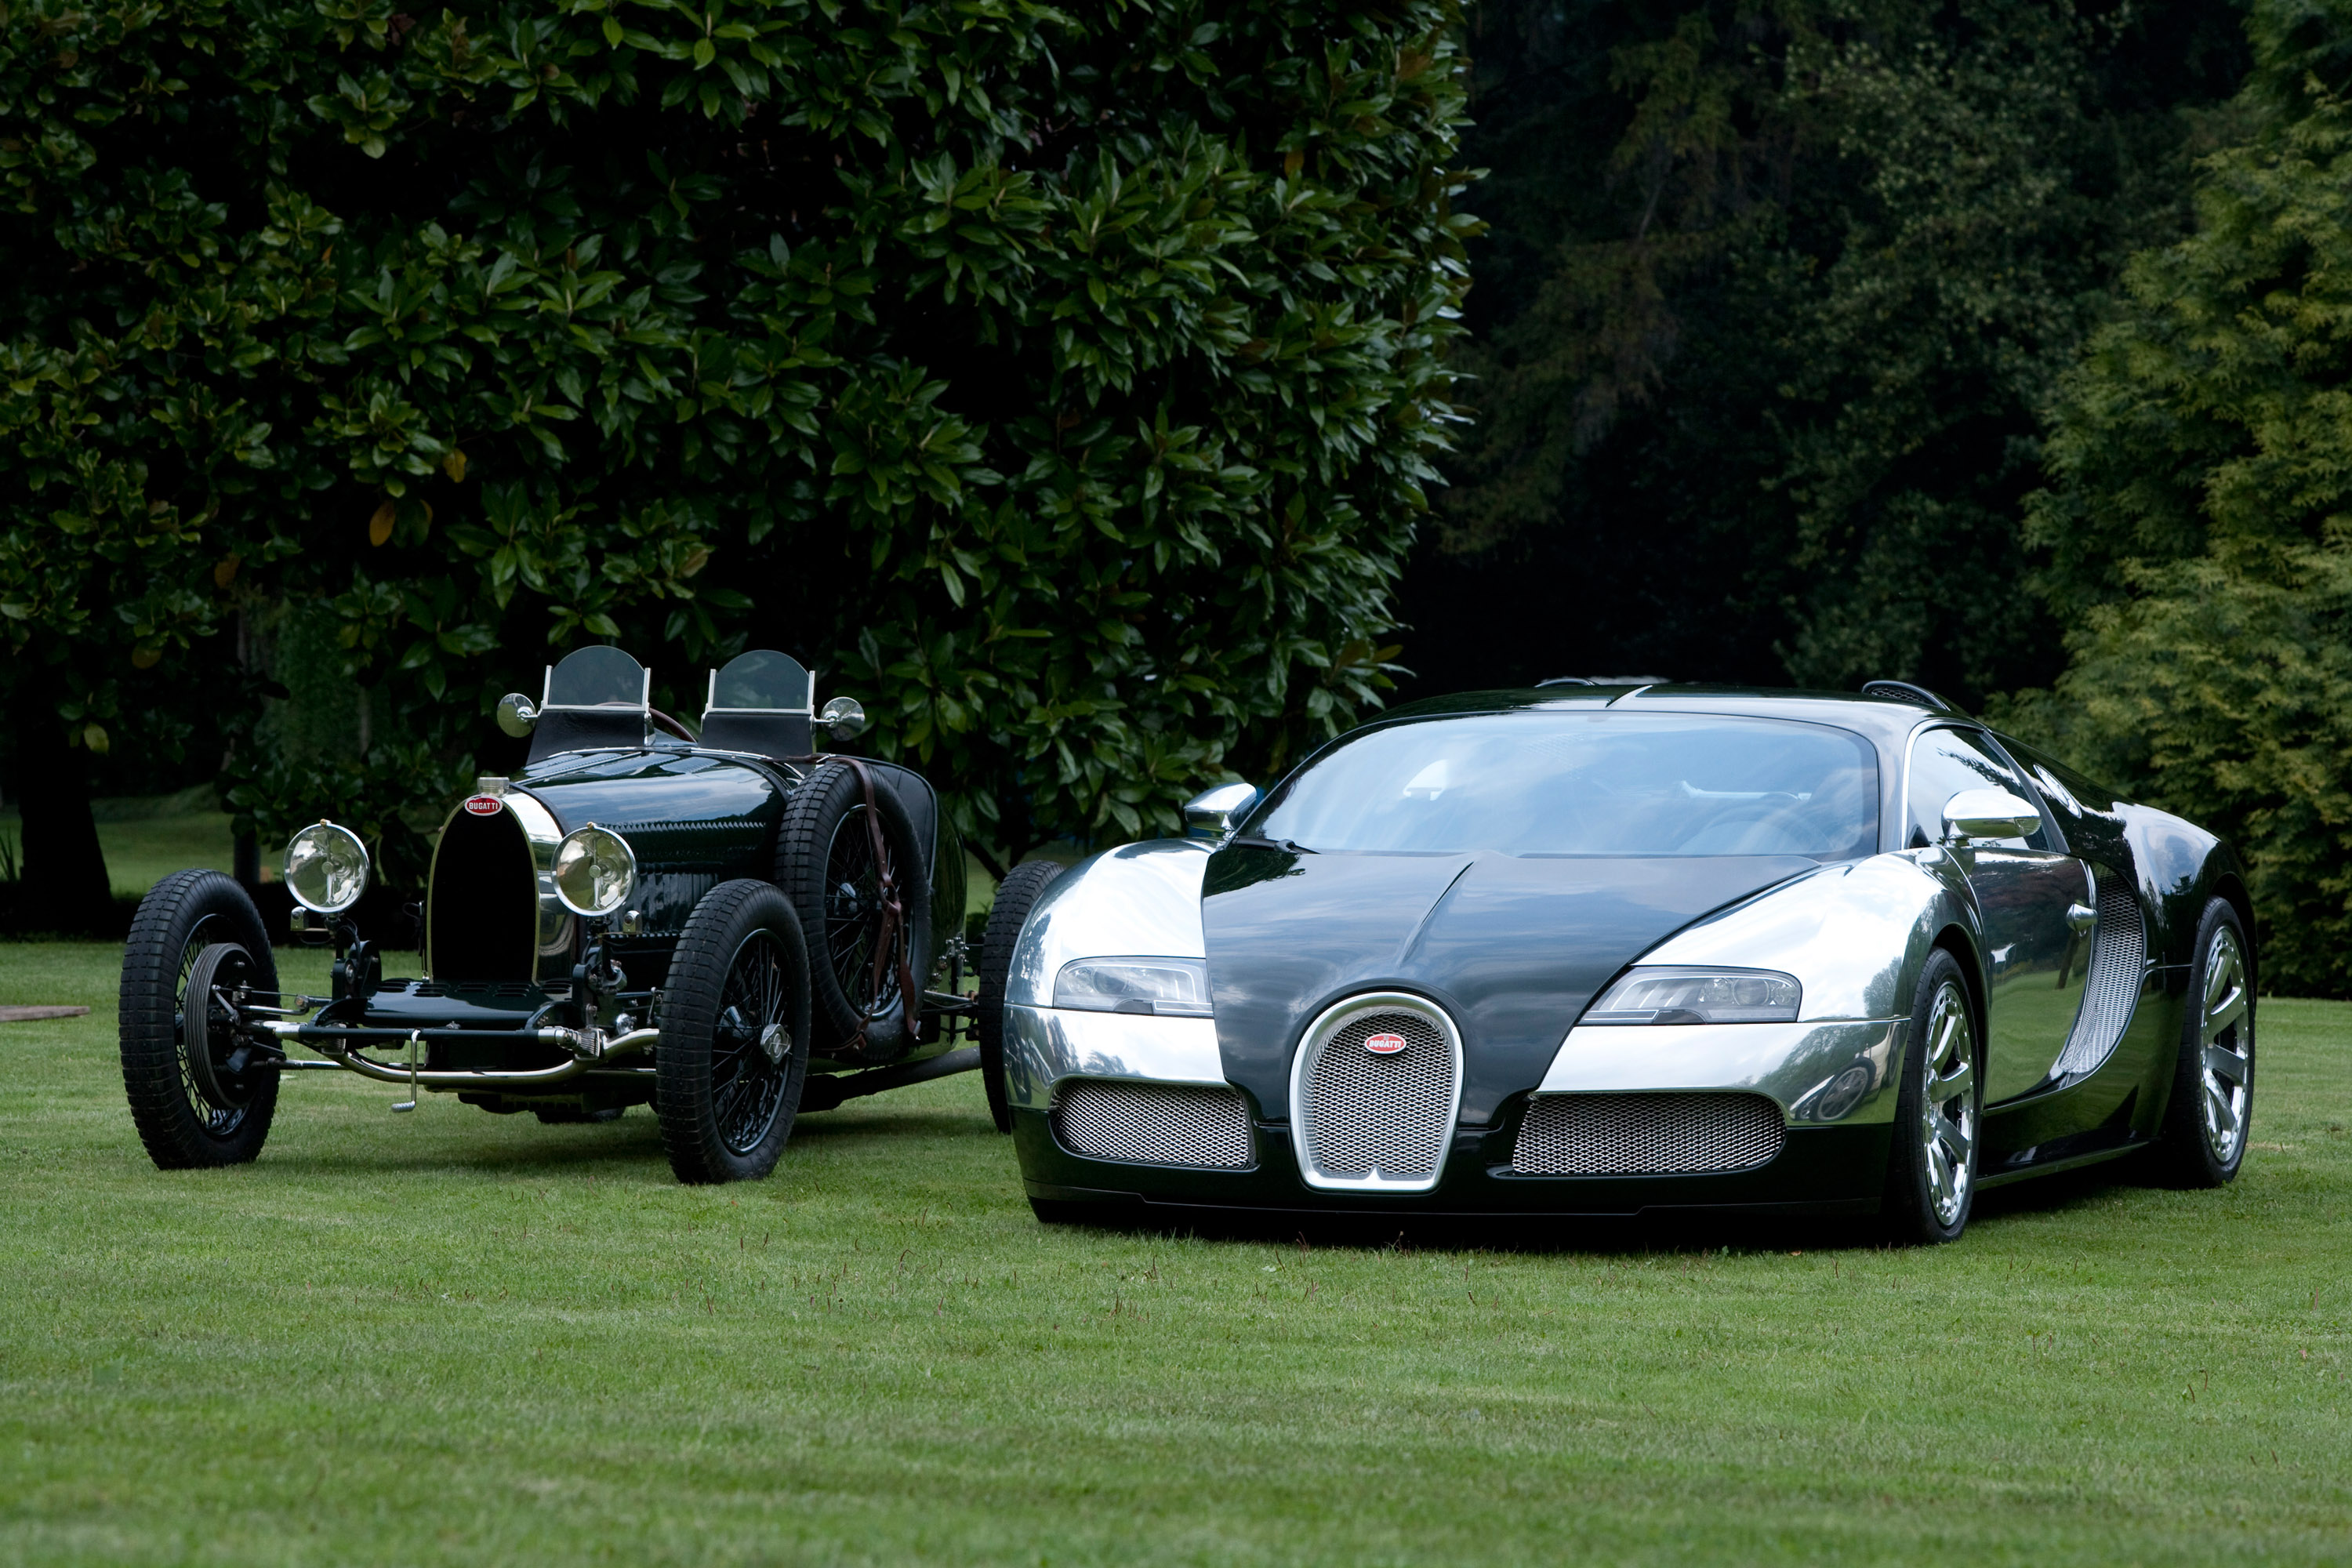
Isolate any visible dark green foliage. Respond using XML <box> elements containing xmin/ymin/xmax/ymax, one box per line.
<box><xmin>1403</xmin><ymin>0</ymin><xmax>2247</xmax><ymax>706</ymax></box>
<box><xmin>0</xmin><ymin>0</ymin><xmax>1473</xmax><ymax>883</ymax></box>
<box><xmin>2000</xmin><ymin>0</ymin><xmax>2352</xmax><ymax>994</ymax></box>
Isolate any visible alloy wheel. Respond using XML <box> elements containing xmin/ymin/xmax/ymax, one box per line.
<box><xmin>2196</xmin><ymin>924</ymin><xmax>2253</xmax><ymax>1167</ymax></box>
<box><xmin>1918</xmin><ymin>980</ymin><xmax>1978</xmax><ymax>1229</ymax></box>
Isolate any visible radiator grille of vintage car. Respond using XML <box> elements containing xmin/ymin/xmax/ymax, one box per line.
<box><xmin>1511</xmin><ymin>1091</ymin><xmax>1785</xmax><ymax>1176</ymax></box>
<box><xmin>1051</xmin><ymin>1081</ymin><xmax>1254</xmax><ymax>1168</ymax></box>
<box><xmin>2049</xmin><ymin>866</ymin><xmax>2148</xmax><ymax>1082</ymax></box>
<box><xmin>426</xmin><ymin>808</ymin><xmax>542</xmax><ymax>984</ymax></box>
<box><xmin>1294</xmin><ymin>1000</ymin><xmax>1459</xmax><ymax>1189</ymax></box>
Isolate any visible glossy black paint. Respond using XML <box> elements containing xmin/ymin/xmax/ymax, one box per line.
<box><xmin>1200</xmin><ymin>844</ymin><xmax>1817</xmax><ymax>1122</ymax></box>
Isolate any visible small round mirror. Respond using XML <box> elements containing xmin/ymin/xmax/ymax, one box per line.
<box><xmin>819</xmin><ymin>695</ymin><xmax>867</xmax><ymax>741</ymax></box>
<box><xmin>554</xmin><ymin>824</ymin><xmax>638</xmax><ymax>917</ymax></box>
<box><xmin>495</xmin><ymin>693</ymin><xmax>539</xmax><ymax>737</ymax></box>
<box><xmin>284</xmin><ymin>821</ymin><xmax>371</xmax><ymax>914</ymax></box>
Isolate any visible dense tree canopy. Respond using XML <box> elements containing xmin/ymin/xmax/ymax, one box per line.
<box><xmin>1401</xmin><ymin>0</ymin><xmax>2248</xmax><ymax>706</ymax></box>
<box><xmin>0</xmin><ymin>0</ymin><xmax>1474</xmax><ymax>894</ymax></box>
<box><xmin>1998</xmin><ymin>0</ymin><xmax>2352</xmax><ymax>993</ymax></box>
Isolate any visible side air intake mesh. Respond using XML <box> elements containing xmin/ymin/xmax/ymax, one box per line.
<box><xmin>1051</xmin><ymin>1081</ymin><xmax>1253</xmax><ymax>1169</ymax></box>
<box><xmin>1512</xmin><ymin>1092</ymin><xmax>1784</xmax><ymax>1176</ymax></box>
<box><xmin>1296</xmin><ymin>1005</ymin><xmax>1457</xmax><ymax>1185</ymax></box>
<box><xmin>2050</xmin><ymin>865</ymin><xmax>2147</xmax><ymax>1080</ymax></box>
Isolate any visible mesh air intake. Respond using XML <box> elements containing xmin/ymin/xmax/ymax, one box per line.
<box><xmin>1051</xmin><ymin>1081</ymin><xmax>1253</xmax><ymax>1169</ymax></box>
<box><xmin>1512</xmin><ymin>1092</ymin><xmax>1785</xmax><ymax>1176</ymax></box>
<box><xmin>1294</xmin><ymin>1000</ymin><xmax>1459</xmax><ymax>1189</ymax></box>
<box><xmin>2050</xmin><ymin>866</ymin><xmax>2147</xmax><ymax>1080</ymax></box>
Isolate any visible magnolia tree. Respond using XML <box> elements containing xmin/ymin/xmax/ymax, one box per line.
<box><xmin>0</xmin><ymin>0</ymin><xmax>1474</xmax><ymax>899</ymax></box>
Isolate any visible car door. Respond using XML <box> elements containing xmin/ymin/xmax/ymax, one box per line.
<box><xmin>1904</xmin><ymin>726</ymin><xmax>2094</xmax><ymax>1103</ymax></box>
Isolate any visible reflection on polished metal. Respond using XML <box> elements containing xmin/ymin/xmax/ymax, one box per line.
<box><xmin>1006</xmin><ymin>840</ymin><xmax>1212</xmax><ymax>1009</ymax></box>
<box><xmin>1631</xmin><ymin>854</ymin><xmax>1970</xmax><ymax>1022</ymax></box>
<box><xmin>1051</xmin><ymin>1080</ymin><xmax>1253</xmax><ymax>1168</ymax></box>
<box><xmin>1290</xmin><ymin>992</ymin><xmax>1462</xmax><ymax>1193</ymax></box>
<box><xmin>818</xmin><ymin>695</ymin><xmax>867</xmax><ymax>740</ymax></box>
<box><xmin>1941</xmin><ymin>787</ymin><xmax>2040</xmax><ymax>843</ymax></box>
<box><xmin>1920</xmin><ymin>980</ymin><xmax>1978</xmax><ymax>1228</ymax></box>
<box><xmin>284</xmin><ymin>821</ymin><xmax>371</xmax><ymax>914</ymax></box>
<box><xmin>495</xmin><ymin>692</ymin><xmax>539</xmax><ymax>736</ymax></box>
<box><xmin>554</xmin><ymin>823</ymin><xmax>638</xmax><ymax>917</ymax></box>
<box><xmin>391</xmin><ymin>1029</ymin><xmax>421</xmax><ymax>1112</ymax></box>
<box><xmin>2196</xmin><ymin>924</ymin><xmax>2253</xmax><ymax>1167</ymax></box>
<box><xmin>1540</xmin><ymin>1019</ymin><xmax>1900</xmax><ymax>1122</ymax></box>
<box><xmin>1000</xmin><ymin>1004</ymin><xmax>1225</xmax><ymax>1110</ymax></box>
<box><xmin>1181</xmin><ymin>781</ymin><xmax>1260</xmax><ymax>840</ymax></box>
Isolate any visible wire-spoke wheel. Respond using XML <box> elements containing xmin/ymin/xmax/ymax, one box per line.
<box><xmin>119</xmin><ymin>871</ymin><xmax>281</xmax><ymax>1170</ymax></box>
<box><xmin>656</xmin><ymin>880</ymin><xmax>811</xmax><ymax>1184</ymax></box>
<box><xmin>1882</xmin><ymin>949</ymin><xmax>1980</xmax><ymax>1244</ymax></box>
<box><xmin>2154</xmin><ymin>898</ymin><xmax>2255</xmax><ymax>1188</ymax></box>
<box><xmin>776</xmin><ymin>760</ymin><xmax>931</xmax><ymax>1059</ymax></box>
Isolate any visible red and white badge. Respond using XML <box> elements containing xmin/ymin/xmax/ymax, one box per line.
<box><xmin>463</xmin><ymin>795</ymin><xmax>503</xmax><ymax>816</ymax></box>
<box><xmin>1364</xmin><ymin>1032</ymin><xmax>1408</xmax><ymax>1056</ymax></box>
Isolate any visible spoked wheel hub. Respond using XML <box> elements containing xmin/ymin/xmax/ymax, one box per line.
<box><xmin>710</xmin><ymin>933</ymin><xmax>792</xmax><ymax>1156</ymax></box>
<box><xmin>2195</xmin><ymin>924</ymin><xmax>2252</xmax><ymax>1167</ymax></box>
<box><xmin>1918</xmin><ymin>980</ymin><xmax>1978</xmax><ymax>1230</ymax></box>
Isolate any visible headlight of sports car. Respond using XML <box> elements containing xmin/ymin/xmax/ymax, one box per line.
<box><xmin>1054</xmin><ymin>957</ymin><xmax>1214</xmax><ymax>1018</ymax></box>
<box><xmin>553</xmin><ymin>824</ymin><xmax>637</xmax><ymax>917</ymax></box>
<box><xmin>1584</xmin><ymin>966</ymin><xmax>1801</xmax><ymax>1025</ymax></box>
<box><xmin>283</xmin><ymin>821</ymin><xmax>370</xmax><ymax>914</ymax></box>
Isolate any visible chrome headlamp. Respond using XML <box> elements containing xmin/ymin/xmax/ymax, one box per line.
<box><xmin>1054</xmin><ymin>957</ymin><xmax>1214</xmax><ymax>1018</ymax></box>
<box><xmin>1584</xmin><ymin>966</ymin><xmax>1802</xmax><ymax>1025</ymax></box>
<box><xmin>284</xmin><ymin>821</ymin><xmax>371</xmax><ymax>914</ymax></box>
<box><xmin>553</xmin><ymin>824</ymin><xmax>637</xmax><ymax>918</ymax></box>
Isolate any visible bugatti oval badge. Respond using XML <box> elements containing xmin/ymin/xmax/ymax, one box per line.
<box><xmin>463</xmin><ymin>795</ymin><xmax>503</xmax><ymax>817</ymax></box>
<box><xmin>1364</xmin><ymin>1031</ymin><xmax>1408</xmax><ymax>1056</ymax></box>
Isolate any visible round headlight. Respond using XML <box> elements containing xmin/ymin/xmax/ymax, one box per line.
<box><xmin>554</xmin><ymin>824</ymin><xmax>637</xmax><ymax>917</ymax></box>
<box><xmin>284</xmin><ymin>821</ymin><xmax>371</xmax><ymax>914</ymax></box>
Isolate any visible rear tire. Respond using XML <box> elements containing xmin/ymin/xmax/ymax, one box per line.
<box><xmin>975</xmin><ymin>859</ymin><xmax>1065</xmax><ymax>1134</ymax></box>
<box><xmin>119</xmin><ymin>871</ymin><xmax>281</xmax><ymax>1170</ymax></box>
<box><xmin>1880</xmin><ymin>949</ymin><xmax>1980</xmax><ymax>1246</ymax></box>
<box><xmin>656</xmin><ymin>880</ymin><xmax>812</xmax><ymax>1184</ymax></box>
<box><xmin>775</xmin><ymin>760</ymin><xmax>931</xmax><ymax>1060</ymax></box>
<box><xmin>2151</xmin><ymin>897</ymin><xmax>2254</xmax><ymax>1188</ymax></box>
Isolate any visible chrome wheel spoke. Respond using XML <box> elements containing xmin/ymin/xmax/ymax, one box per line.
<box><xmin>2202</xmin><ymin>988</ymin><xmax>2248</xmax><ymax>1045</ymax></box>
<box><xmin>2201</xmin><ymin>1044</ymin><xmax>2250</xmax><ymax>1087</ymax></box>
<box><xmin>2194</xmin><ymin>927</ymin><xmax>2253</xmax><ymax>1164</ymax></box>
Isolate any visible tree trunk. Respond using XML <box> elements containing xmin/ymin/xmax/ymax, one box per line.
<box><xmin>6</xmin><ymin>677</ymin><xmax>114</xmax><ymax>931</ymax></box>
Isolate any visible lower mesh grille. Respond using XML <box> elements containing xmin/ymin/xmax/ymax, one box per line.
<box><xmin>1295</xmin><ymin>1003</ymin><xmax>1458</xmax><ymax>1187</ymax></box>
<box><xmin>2051</xmin><ymin>866</ymin><xmax>2147</xmax><ymax>1080</ymax></box>
<box><xmin>1512</xmin><ymin>1092</ymin><xmax>1784</xmax><ymax>1176</ymax></box>
<box><xmin>1052</xmin><ymin>1081</ymin><xmax>1253</xmax><ymax>1168</ymax></box>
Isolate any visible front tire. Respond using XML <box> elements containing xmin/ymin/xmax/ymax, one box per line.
<box><xmin>1881</xmin><ymin>949</ymin><xmax>1980</xmax><ymax>1245</ymax></box>
<box><xmin>975</xmin><ymin>859</ymin><xmax>1065</xmax><ymax>1134</ymax></box>
<box><xmin>2151</xmin><ymin>898</ymin><xmax>2254</xmax><ymax>1188</ymax></box>
<box><xmin>655</xmin><ymin>880</ymin><xmax>812</xmax><ymax>1184</ymax></box>
<box><xmin>119</xmin><ymin>871</ymin><xmax>281</xmax><ymax>1170</ymax></box>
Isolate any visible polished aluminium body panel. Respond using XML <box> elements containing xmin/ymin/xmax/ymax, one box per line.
<box><xmin>1538</xmin><ymin>1021</ymin><xmax>1900</xmax><ymax>1123</ymax></box>
<box><xmin>1002</xmin><ymin>1005</ymin><xmax>1225</xmax><ymax>1110</ymax></box>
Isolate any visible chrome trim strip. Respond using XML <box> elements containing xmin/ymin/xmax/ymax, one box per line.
<box><xmin>1289</xmin><ymin>990</ymin><xmax>1465</xmax><ymax>1194</ymax></box>
<box><xmin>1001</xmin><ymin>1004</ymin><xmax>1225</xmax><ymax>1111</ymax></box>
<box><xmin>1537</xmin><ymin>1019</ymin><xmax>1903</xmax><ymax>1123</ymax></box>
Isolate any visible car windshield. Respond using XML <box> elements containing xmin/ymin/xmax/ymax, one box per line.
<box><xmin>708</xmin><ymin>649</ymin><xmax>811</xmax><ymax>713</ymax></box>
<box><xmin>546</xmin><ymin>646</ymin><xmax>646</xmax><ymax>709</ymax></box>
<box><xmin>1247</xmin><ymin>711</ymin><xmax>1879</xmax><ymax>858</ymax></box>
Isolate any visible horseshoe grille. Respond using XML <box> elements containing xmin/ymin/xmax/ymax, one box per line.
<box><xmin>1291</xmin><ymin>995</ymin><xmax>1462</xmax><ymax>1192</ymax></box>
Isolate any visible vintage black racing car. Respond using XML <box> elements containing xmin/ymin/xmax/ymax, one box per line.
<box><xmin>119</xmin><ymin>645</ymin><xmax>981</xmax><ymax>1184</ymax></box>
<box><xmin>978</xmin><ymin>681</ymin><xmax>2258</xmax><ymax>1243</ymax></box>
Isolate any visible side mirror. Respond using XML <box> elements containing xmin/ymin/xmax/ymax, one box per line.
<box><xmin>1942</xmin><ymin>788</ymin><xmax>2038</xmax><ymax>844</ymax></box>
<box><xmin>1183</xmin><ymin>781</ymin><xmax>1260</xmax><ymax>840</ymax></box>
<box><xmin>819</xmin><ymin>695</ymin><xmax>867</xmax><ymax>742</ymax></box>
<box><xmin>495</xmin><ymin>693</ymin><xmax>539</xmax><ymax>738</ymax></box>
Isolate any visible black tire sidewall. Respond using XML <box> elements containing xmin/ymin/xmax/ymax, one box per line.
<box><xmin>2157</xmin><ymin>896</ymin><xmax>2252</xmax><ymax>1188</ymax></box>
<box><xmin>775</xmin><ymin>760</ymin><xmax>932</xmax><ymax>1058</ymax></box>
<box><xmin>1882</xmin><ymin>948</ymin><xmax>1978</xmax><ymax>1246</ymax></box>
<box><xmin>655</xmin><ymin>880</ymin><xmax>812</xmax><ymax>1183</ymax></box>
<box><xmin>975</xmin><ymin>859</ymin><xmax>1065</xmax><ymax>1134</ymax></box>
<box><xmin>118</xmin><ymin>870</ymin><xmax>282</xmax><ymax>1169</ymax></box>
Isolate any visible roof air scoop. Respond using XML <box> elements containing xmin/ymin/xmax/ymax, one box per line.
<box><xmin>1860</xmin><ymin>679</ymin><xmax>1962</xmax><ymax>714</ymax></box>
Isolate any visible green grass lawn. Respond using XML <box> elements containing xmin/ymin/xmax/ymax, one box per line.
<box><xmin>0</xmin><ymin>942</ymin><xmax>2346</xmax><ymax>1565</ymax></box>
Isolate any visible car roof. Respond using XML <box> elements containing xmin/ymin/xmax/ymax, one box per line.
<box><xmin>1377</xmin><ymin>684</ymin><xmax>1962</xmax><ymax>757</ymax></box>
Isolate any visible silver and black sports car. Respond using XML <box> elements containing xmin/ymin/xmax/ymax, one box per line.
<box><xmin>973</xmin><ymin>681</ymin><xmax>2257</xmax><ymax>1243</ymax></box>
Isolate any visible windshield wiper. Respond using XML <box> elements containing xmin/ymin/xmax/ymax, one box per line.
<box><xmin>1229</xmin><ymin>834</ymin><xmax>1317</xmax><ymax>855</ymax></box>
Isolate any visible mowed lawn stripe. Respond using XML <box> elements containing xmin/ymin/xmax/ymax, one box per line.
<box><xmin>1</xmin><ymin>942</ymin><xmax>2346</xmax><ymax>1564</ymax></box>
